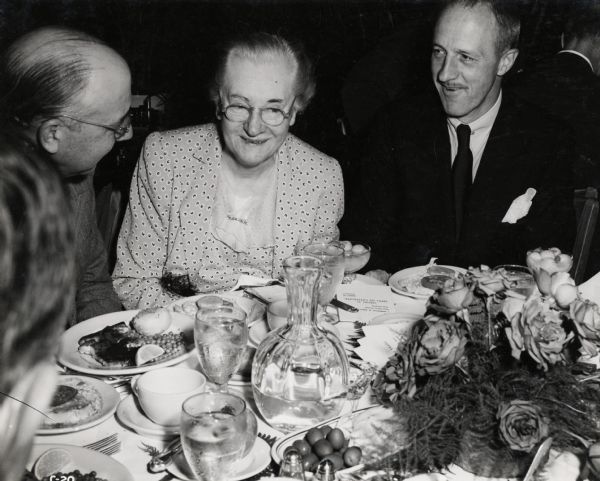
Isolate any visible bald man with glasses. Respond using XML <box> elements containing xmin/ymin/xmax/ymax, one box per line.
<box><xmin>0</xmin><ymin>26</ymin><xmax>130</xmax><ymax>324</ymax></box>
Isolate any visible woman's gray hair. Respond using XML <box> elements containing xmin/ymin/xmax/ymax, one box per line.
<box><xmin>210</xmin><ymin>32</ymin><xmax>316</xmax><ymax>113</ymax></box>
<box><xmin>0</xmin><ymin>26</ymin><xmax>106</xmax><ymax>125</ymax></box>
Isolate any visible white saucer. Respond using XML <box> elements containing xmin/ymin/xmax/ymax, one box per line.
<box><xmin>167</xmin><ymin>437</ymin><xmax>271</xmax><ymax>481</ymax></box>
<box><xmin>116</xmin><ymin>394</ymin><xmax>178</xmax><ymax>439</ymax></box>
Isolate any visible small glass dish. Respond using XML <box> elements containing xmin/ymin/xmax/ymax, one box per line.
<box><xmin>337</xmin><ymin>241</ymin><xmax>372</xmax><ymax>274</ymax></box>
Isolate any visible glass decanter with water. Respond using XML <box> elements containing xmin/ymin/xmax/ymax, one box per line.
<box><xmin>252</xmin><ymin>255</ymin><xmax>349</xmax><ymax>433</ymax></box>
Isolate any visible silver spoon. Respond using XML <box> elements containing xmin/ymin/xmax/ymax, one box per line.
<box><xmin>147</xmin><ymin>437</ymin><xmax>182</xmax><ymax>473</ymax></box>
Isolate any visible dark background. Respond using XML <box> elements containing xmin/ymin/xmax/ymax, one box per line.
<box><xmin>0</xmin><ymin>0</ymin><xmax>572</xmax><ymax>152</ymax></box>
<box><xmin>0</xmin><ymin>0</ymin><xmax>578</xmax><ymax>267</ymax></box>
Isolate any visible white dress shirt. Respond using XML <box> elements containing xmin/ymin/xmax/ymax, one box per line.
<box><xmin>447</xmin><ymin>91</ymin><xmax>502</xmax><ymax>181</ymax></box>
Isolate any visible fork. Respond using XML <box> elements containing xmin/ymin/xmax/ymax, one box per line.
<box><xmin>99</xmin><ymin>442</ymin><xmax>121</xmax><ymax>456</ymax></box>
<box><xmin>83</xmin><ymin>433</ymin><xmax>119</xmax><ymax>452</ymax></box>
<box><xmin>257</xmin><ymin>432</ymin><xmax>278</xmax><ymax>447</ymax></box>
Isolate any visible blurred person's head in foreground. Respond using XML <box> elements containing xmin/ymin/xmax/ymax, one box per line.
<box><xmin>0</xmin><ymin>26</ymin><xmax>132</xmax><ymax>178</ymax></box>
<box><xmin>563</xmin><ymin>0</ymin><xmax>600</xmax><ymax>74</ymax></box>
<box><xmin>209</xmin><ymin>31</ymin><xmax>316</xmax><ymax>171</ymax></box>
<box><xmin>0</xmin><ymin>134</ymin><xmax>75</xmax><ymax>481</ymax></box>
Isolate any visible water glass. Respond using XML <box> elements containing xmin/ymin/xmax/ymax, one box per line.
<box><xmin>296</xmin><ymin>242</ymin><xmax>345</xmax><ymax>306</ymax></box>
<box><xmin>180</xmin><ymin>392</ymin><xmax>248</xmax><ymax>481</ymax></box>
<box><xmin>194</xmin><ymin>304</ymin><xmax>248</xmax><ymax>392</ymax></box>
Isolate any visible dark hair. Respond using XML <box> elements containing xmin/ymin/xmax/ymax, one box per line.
<box><xmin>564</xmin><ymin>1</ymin><xmax>600</xmax><ymax>44</ymax></box>
<box><xmin>0</xmin><ymin>133</ymin><xmax>75</xmax><ymax>397</ymax></box>
<box><xmin>438</xmin><ymin>0</ymin><xmax>521</xmax><ymax>52</ymax></box>
<box><xmin>209</xmin><ymin>32</ymin><xmax>316</xmax><ymax>113</ymax></box>
<box><xmin>0</xmin><ymin>26</ymin><xmax>106</xmax><ymax>125</ymax></box>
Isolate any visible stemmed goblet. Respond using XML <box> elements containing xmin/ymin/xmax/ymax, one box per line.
<box><xmin>194</xmin><ymin>303</ymin><xmax>248</xmax><ymax>392</ymax></box>
<box><xmin>296</xmin><ymin>242</ymin><xmax>345</xmax><ymax>325</ymax></box>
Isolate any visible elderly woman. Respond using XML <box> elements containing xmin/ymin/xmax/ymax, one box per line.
<box><xmin>113</xmin><ymin>33</ymin><xmax>344</xmax><ymax>309</ymax></box>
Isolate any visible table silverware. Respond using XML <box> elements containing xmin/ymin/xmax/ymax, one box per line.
<box><xmin>147</xmin><ymin>437</ymin><xmax>182</xmax><ymax>473</ymax></box>
<box><xmin>331</xmin><ymin>297</ymin><xmax>359</xmax><ymax>313</ymax></box>
<box><xmin>523</xmin><ymin>437</ymin><xmax>553</xmax><ymax>481</ymax></box>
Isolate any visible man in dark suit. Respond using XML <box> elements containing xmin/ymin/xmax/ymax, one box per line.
<box><xmin>511</xmin><ymin>1</ymin><xmax>600</xmax><ymax>190</ymax></box>
<box><xmin>343</xmin><ymin>0</ymin><xmax>575</xmax><ymax>275</ymax></box>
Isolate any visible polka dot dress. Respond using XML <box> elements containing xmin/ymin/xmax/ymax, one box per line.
<box><xmin>113</xmin><ymin>123</ymin><xmax>344</xmax><ymax>309</ymax></box>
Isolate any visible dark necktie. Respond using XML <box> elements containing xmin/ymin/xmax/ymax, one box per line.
<box><xmin>453</xmin><ymin>123</ymin><xmax>473</xmax><ymax>241</ymax></box>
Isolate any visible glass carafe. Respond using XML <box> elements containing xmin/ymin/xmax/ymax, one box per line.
<box><xmin>252</xmin><ymin>255</ymin><xmax>349</xmax><ymax>433</ymax></box>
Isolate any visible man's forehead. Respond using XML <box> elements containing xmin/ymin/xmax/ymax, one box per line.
<box><xmin>434</xmin><ymin>4</ymin><xmax>500</xmax><ymax>50</ymax></box>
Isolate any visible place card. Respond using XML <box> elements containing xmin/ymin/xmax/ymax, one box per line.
<box><xmin>336</xmin><ymin>284</ymin><xmax>397</xmax><ymax>324</ymax></box>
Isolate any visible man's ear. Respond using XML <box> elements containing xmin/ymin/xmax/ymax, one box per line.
<box><xmin>37</xmin><ymin>118</ymin><xmax>64</xmax><ymax>154</ymax></box>
<box><xmin>497</xmin><ymin>48</ymin><xmax>519</xmax><ymax>77</ymax></box>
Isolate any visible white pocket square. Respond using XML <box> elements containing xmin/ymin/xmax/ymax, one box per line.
<box><xmin>502</xmin><ymin>188</ymin><xmax>537</xmax><ymax>224</ymax></box>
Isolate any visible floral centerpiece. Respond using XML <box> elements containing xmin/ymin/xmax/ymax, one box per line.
<box><xmin>369</xmin><ymin>248</ymin><xmax>600</xmax><ymax>478</ymax></box>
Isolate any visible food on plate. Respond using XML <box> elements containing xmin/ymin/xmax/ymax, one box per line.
<box><xmin>284</xmin><ymin>424</ymin><xmax>363</xmax><ymax>472</ymax></box>
<box><xmin>77</xmin><ymin>313</ymin><xmax>187</xmax><ymax>368</ymax></box>
<box><xmin>135</xmin><ymin>343</ymin><xmax>165</xmax><ymax>366</ymax></box>
<box><xmin>131</xmin><ymin>307</ymin><xmax>172</xmax><ymax>335</ymax></box>
<box><xmin>41</xmin><ymin>378</ymin><xmax>102</xmax><ymax>429</ymax></box>
<box><xmin>33</xmin><ymin>448</ymin><xmax>72</xmax><ymax>479</ymax></box>
<box><xmin>24</xmin><ymin>470</ymin><xmax>108</xmax><ymax>481</ymax></box>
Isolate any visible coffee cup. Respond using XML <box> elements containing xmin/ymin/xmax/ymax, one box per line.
<box><xmin>267</xmin><ymin>299</ymin><xmax>289</xmax><ymax>330</ymax></box>
<box><xmin>132</xmin><ymin>367</ymin><xmax>206</xmax><ymax>426</ymax></box>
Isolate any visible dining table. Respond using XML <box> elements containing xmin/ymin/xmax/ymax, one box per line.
<box><xmin>35</xmin><ymin>273</ymin><xmax>418</xmax><ymax>481</ymax></box>
<box><xmin>37</xmin><ymin>265</ymin><xmax>600</xmax><ymax>481</ymax></box>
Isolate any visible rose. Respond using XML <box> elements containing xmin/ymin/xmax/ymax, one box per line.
<box><xmin>550</xmin><ymin>271</ymin><xmax>578</xmax><ymax>309</ymax></box>
<box><xmin>526</xmin><ymin>247</ymin><xmax>573</xmax><ymax>296</ymax></box>
<box><xmin>497</xmin><ymin>400</ymin><xmax>549</xmax><ymax>453</ymax></box>
<box><xmin>468</xmin><ymin>265</ymin><xmax>505</xmax><ymax>295</ymax></box>
<box><xmin>428</xmin><ymin>276</ymin><xmax>475</xmax><ymax>314</ymax></box>
<box><xmin>571</xmin><ymin>299</ymin><xmax>600</xmax><ymax>357</ymax></box>
<box><xmin>372</xmin><ymin>349</ymin><xmax>417</xmax><ymax>404</ymax></box>
<box><xmin>413</xmin><ymin>315</ymin><xmax>468</xmax><ymax>375</ymax></box>
<box><xmin>504</xmin><ymin>296</ymin><xmax>573</xmax><ymax>370</ymax></box>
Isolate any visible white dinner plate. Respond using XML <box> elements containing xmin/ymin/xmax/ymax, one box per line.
<box><xmin>38</xmin><ymin>375</ymin><xmax>119</xmax><ymax>435</ymax></box>
<box><xmin>116</xmin><ymin>394</ymin><xmax>179</xmax><ymax>439</ymax></box>
<box><xmin>389</xmin><ymin>265</ymin><xmax>466</xmax><ymax>299</ymax></box>
<box><xmin>167</xmin><ymin>437</ymin><xmax>271</xmax><ymax>481</ymax></box>
<box><xmin>58</xmin><ymin>310</ymin><xmax>195</xmax><ymax>376</ymax></box>
<box><xmin>28</xmin><ymin>443</ymin><xmax>134</xmax><ymax>481</ymax></box>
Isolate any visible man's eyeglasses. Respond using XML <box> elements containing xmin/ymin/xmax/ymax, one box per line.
<box><xmin>220</xmin><ymin>101</ymin><xmax>295</xmax><ymax>127</ymax></box>
<box><xmin>60</xmin><ymin>112</ymin><xmax>132</xmax><ymax>140</ymax></box>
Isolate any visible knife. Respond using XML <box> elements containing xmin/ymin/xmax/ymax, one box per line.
<box><xmin>331</xmin><ymin>297</ymin><xmax>359</xmax><ymax>313</ymax></box>
<box><xmin>523</xmin><ymin>437</ymin><xmax>553</xmax><ymax>481</ymax></box>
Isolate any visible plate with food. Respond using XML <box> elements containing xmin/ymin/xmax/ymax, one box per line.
<box><xmin>389</xmin><ymin>264</ymin><xmax>466</xmax><ymax>299</ymax></box>
<box><xmin>58</xmin><ymin>308</ymin><xmax>195</xmax><ymax>376</ymax></box>
<box><xmin>166</xmin><ymin>437</ymin><xmax>270</xmax><ymax>481</ymax></box>
<box><xmin>26</xmin><ymin>444</ymin><xmax>133</xmax><ymax>481</ymax></box>
<box><xmin>38</xmin><ymin>375</ymin><xmax>119</xmax><ymax>435</ymax></box>
<box><xmin>271</xmin><ymin>407</ymin><xmax>377</xmax><ymax>475</ymax></box>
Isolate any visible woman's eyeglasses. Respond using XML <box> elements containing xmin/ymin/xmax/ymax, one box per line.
<box><xmin>221</xmin><ymin>101</ymin><xmax>295</xmax><ymax>127</ymax></box>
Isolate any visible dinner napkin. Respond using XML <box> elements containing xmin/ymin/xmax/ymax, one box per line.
<box><xmin>354</xmin><ymin>322</ymin><xmax>417</xmax><ymax>367</ymax></box>
<box><xmin>502</xmin><ymin>187</ymin><xmax>536</xmax><ymax>224</ymax></box>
